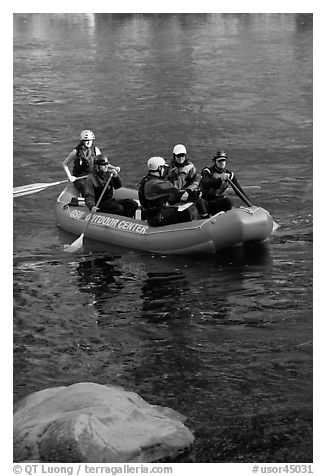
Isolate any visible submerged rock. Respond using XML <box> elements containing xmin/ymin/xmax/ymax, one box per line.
<box><xmin>13</xmin><ymin>382</ymin><xmax>194</xmax><ymax>463</ymax></box>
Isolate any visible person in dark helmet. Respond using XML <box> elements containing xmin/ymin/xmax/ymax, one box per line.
<box><xmin>138</xmin><ymin>156</ymin><xmax>194</xmax><ymax>226</ymax></box>
<box><xmin>84</xmin><ymin>155</ymin><xmax>138</xmax><ymax>218</ymax></box>
<box><xmin>167</xmin><ymin>144</ymin><xmax>209</xmax><ymax>219</ymax></box>
<box><xmin>62</xmin><ymin>129</ymin><xmax>102</xmax><ymax>195</ymax></box>
<box><xmin>200</xmin><ymin>150</ymin><xmax>249</xmax><ymax>215</ymax></box>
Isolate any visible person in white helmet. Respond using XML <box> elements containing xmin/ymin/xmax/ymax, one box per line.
<box><xmin>138</xmin><ymin>156</ymin><xmax>193</xmax><ymax>226</ymax></box>
<box><xmin>167</xmin><ymin>144</ymin><xmax>209</xmax><ymax>219</ymax></box>
<box><xmin>63</xmin><ymin>130</ymin><xmax>117</xmax><ymax>195</ymax></box>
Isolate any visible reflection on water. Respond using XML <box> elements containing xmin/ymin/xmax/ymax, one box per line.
<box><xmin>71</xmin><ymin>243</ymin><xmax>274</xmax><ymax>324</ymax></box>
<box><xmin>13</xmin><ymin>238</ymin><xmax>312</xmax><ymax>462</ymax></box>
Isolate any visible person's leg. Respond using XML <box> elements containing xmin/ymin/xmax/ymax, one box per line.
<box><xmin>99</xmin><ymin>199</ymin><xmax>124</xmax><ymax>215</ymax></box>
<box><xmin>74</xmin><ymin>178</ymin><xmax>86</xmax><ymax>196</ymax></box>
<box><xmin>119</xmin><ymin>199</ymin><xmax>138</xmax><ymax>218</ymax></box>
<box><xmin>207</xmin><ymin>197</ymin><xmax>232</xmax><ymax>215</ymax></box>
<box><xmin>147</xmin><ymin>208</ymin><xmax>179</xmax><ymax>226</ymax></box>
<box><xmin>147</xmin><ymin>207</ymin><xmax>193</xmax><ymax>226</ymax></box>
<box><xmin>160</xmin><ymin>207</ymin><xmax>192</xmax><ymax>225</ymax></box>
<box><xmin>218</xmin><ymin>197</ymin><xmax>233</xmax><ymax>211</ymax></box>
<box><xmin>177</xmin><ymin>208</ymin><xmax>194</xmax><ymax>222</ymax></box>
<box><xmin>194</xmin><ymin>197</ymin><xmax>210</xmax><ymax>218</ymax></box>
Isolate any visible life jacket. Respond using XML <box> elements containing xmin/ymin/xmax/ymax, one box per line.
<box><xmin>168</xmin><ymin>161</ymin><xmax>199</xmax><ymax>191</ymax></box>
<box><xmin>200</xmin><ymin>165</ymin><xmax>234</xmax><ymax>199</ymax></box>
<box><xmin>72</xmin><ymin>142</ymin><xmax>97</xmax><ymax>176</ymax></box>
<box><xmin>138</xmin><ymin>174</ymin><xmax>167</xmax><ymax>218</ymax></box>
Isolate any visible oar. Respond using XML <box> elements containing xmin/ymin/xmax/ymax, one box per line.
<box><xmin>175</xmin><ymin>202</ymin><xmax>194</xmax><ymax>212</ymax></box>
<box><xmin>227</xmin><ymin>178</ymin><xmax>253</xmax><ymax>207</ymax></box>
<box><xmin>63</xmin><ymin>173</ymin><xmax>113</xmax><ymax>253</ymax></box>
<box><xmin>227</xmin><ymin>178</ymin><xmax>279</xmax><ymax>231</ymax></box>
<box><xmin>13</xmin><ymin>175</ymin><xmax>87</xmax><ymax>198</ymax></box>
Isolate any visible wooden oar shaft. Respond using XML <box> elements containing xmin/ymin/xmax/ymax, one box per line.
<box><xmin>227</xmin><ymin>179</ymin><xmax>253</xmax><ymax>207</ymax></box>
<box><xmin>82</xmin><ymin>174</ymin><xmax>113</xmax><ymax>237</ymax></box>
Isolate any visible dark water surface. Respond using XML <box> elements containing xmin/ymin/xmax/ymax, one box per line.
<box><xmin>13</xmin><ymin>13</ymin><xmax>313</xmax><ymax>463</ymax></box>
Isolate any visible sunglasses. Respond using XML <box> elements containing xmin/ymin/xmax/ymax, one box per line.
<box><xmin>216</xmin><ymin>158</ymin><xmax>227</xmax><ymax>162</ymax></box>
<box><xmin>99</xmin><ymin>162</ymin><xmax>110</xmax><ymax>166</ymax></box>
<box><xmin>176</xmin><ymin>154</ymin><xmax>186</xmax><ymax>158</ymax></box>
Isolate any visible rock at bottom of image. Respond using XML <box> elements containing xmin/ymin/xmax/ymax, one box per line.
<box><xmin>13</xmin><ymin>382</ymin><xmax>194</xmax><ymax>463</ymax></box>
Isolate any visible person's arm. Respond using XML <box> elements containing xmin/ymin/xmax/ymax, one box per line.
<box><xmin>169</xmin><ymin>172</ymin><xmax>187</xmax><ymax>190</ymax></box>
<box><xmin>168</xmin><ymin>163</ymin><xmax>197</xmax><ymax>191</ymax></box>
<box><xmin>200</xmin><ymin>168</ymin><xmax>222</xmax><ymax>190</ymax></box>
<box><xmin>184</xmin><ymin>165</ymin><xmax>200</xmax><ymax>192</ymax></box>
<box><xmin>170</xmin><ymin>165</ymin><xmax>200</xmax><ymax>201</ymax></box>
<box><xmin>111</xmin><ymin>172</ymin><xmax>122</xmax><ymax>190</ymax></box>
<box><xmin>145</xmin><ymin>180</ymin><xmax>178</xmax><ymax>201</ymax></box>
<box><xmin>167</xmin><ymin>165</ymin><xmax>186</xmax><ymax>189</ymax></box>
<box><xmin>144</xmin><ymin>180</ymin><xmax>184</xmax><ymax>205</ymax></box>
<box><xmin>62</xmin><ymin>150</ymin><xmax>77</xmax><ymax>182</ymax></box>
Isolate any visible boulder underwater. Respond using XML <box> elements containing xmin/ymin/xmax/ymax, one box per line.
<box><xmin>13</xmin><ymin>382</ymin><xmax>194</xmax><ymax>463</ymax></box>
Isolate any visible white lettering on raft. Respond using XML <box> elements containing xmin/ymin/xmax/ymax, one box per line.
<box><xmin>69</xmin><ymin>209</ymin><xmax>86</xmax><ymax>220</ymax></box>
<box><xmin>69</xmin><ymin>209</ymin><xmax>148</xmax><ymax>234</ymax></box>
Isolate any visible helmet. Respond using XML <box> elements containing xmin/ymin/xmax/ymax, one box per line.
<box><xmin>212</xmin><ymin>150</ymin><xmax>228</xmax><ymax>161</ymax></box>
<box><xmin>147</xmin><ymin>156</ymin><xmax>167</xmax><ymax>171</ymax></box>
<box><xmin>95</xmin><ymin>154</ymin><xmax>110</xmax><ymax>166</ymax></box>
<box><xmin>173</xmin><ymin>144</ymin><xmax>187</xmax><ymax>155</ymax></box>
<box><xmin>80</xmin><ymin>129</ymin><xmax>95</xmax><ymax>141</ymax></box>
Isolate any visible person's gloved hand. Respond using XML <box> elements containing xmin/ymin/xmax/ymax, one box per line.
<box><xmin>221</xmin><ymin>172</ymin><xmax>234</xmax><ymax>181</ymax></box>
<box><xmin>91</xmin><ymin>206</ymin><xmax>98</xmax><ymax>213</ymax></box>
<box><xmin>180</xmin><ymin>191</ymin><xmax>189</xmax><ymax>201</ymax></box>
<box><xmin>180</xmin><ymin>164</ymin><xmax>193</xmax><ymax>175</ymax></box>
<box><xmin>109</xmin><ymin>169</ymin><xmax>119</xmax><ymax>177</ymax></box>
<box><xmin>69</xmin><ymin>175</ymin><xmax>77</xmax><ymax>182</ymax></box>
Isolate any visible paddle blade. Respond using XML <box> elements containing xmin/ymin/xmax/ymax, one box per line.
<box><xmin>63</xmin><ymin>233</ymin><xmax>84</xmax><ymax>253</ymax></box>
<box><xmin>177</xmin><ymin>202</ymin><xmax>194</xmax><ymax>212</ymax></box>
<box><xmin>14</xmin><ymin>185</ymin><xmax>47</xmax><ymax>198</ymax></box>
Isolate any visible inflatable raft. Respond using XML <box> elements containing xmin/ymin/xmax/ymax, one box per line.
<box><xmin>56</xmin><ymin>184</ymin><xmax>274</xmax><ymax>255</ymax></box>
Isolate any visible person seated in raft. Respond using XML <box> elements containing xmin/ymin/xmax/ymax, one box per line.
<box><xmin>84</xmin><ymin>155</ymin><xmax>138</xmax><ymax>218</ymax></box>
<box><xmin>167</xmin><ymin>144</ymin><xmax>209</xmax><ymax>219</ymax></box>
<box><xmin>200</xmin><ymin>150</ymin><xmax>249</xmax><ymax>215</ymax></box>
<box><xmin>138</xmin><ymin>156</ymin><xmax>194</xmax><ymax>226</ymax></box>
<box><xmin>63</xmin><ymin>129</ymin><xmax>102</xmax><ymax>195</ymax></box>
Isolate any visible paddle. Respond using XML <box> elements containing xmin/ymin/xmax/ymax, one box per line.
<box><xmin>63</xmin><ymin>173</ymin><xmax>113</xmax><ymax>253</ymax></box>
<box><xmin>175</xmin><ymin>202</ymin><xmax>194</xmax><ymax>212</ymax></box>
<box><xmin>227</xmin><ymin>178</ymin><xmax>279</xmax><ymax>231</ymax></box>
<box><xmin>13</xmin><ymin>175</ymin><xmax>88</xmax><ymax>198</ymax></box>
<box><xmin>227</xmin><ymin>178</ymin><xmax>253</xmax><ymax>207</ymax></box>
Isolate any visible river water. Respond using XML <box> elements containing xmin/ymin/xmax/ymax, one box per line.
<box><xmin>13</xmin><ymin>13</ymin><xmax>313</xmax><ymax>463</ymax></box>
